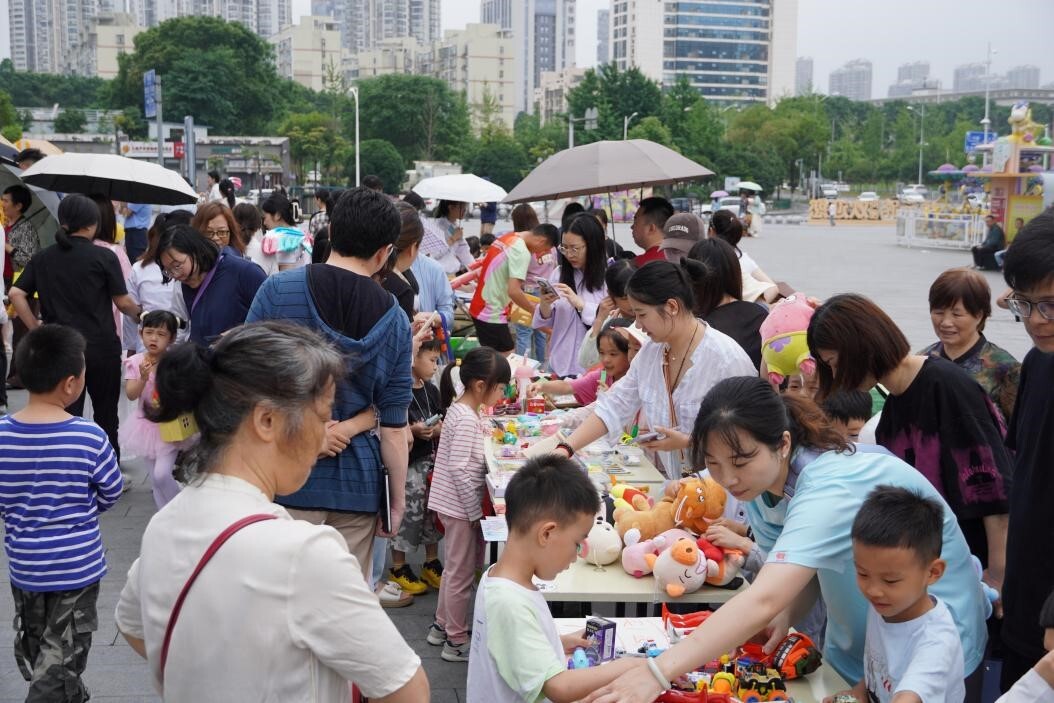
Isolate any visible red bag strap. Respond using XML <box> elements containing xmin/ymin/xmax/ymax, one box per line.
<box><xmin>159</xmin><ymin>513</ymin><xmax>278</xmax><ymax>683</ymax></box>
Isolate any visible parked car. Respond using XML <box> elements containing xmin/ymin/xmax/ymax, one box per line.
<box><xmin>858</xmin><ymin>192</ymin><xmax>879</xmax><ymax>202</ymax></box>
<box><xmin>671</xmin><ymin>197</ymin><xmax>698</xmax><ymax>213</ymax></box>
<box><xmin>716</xmin><ymin>196</ymin><xmax>743</xmax><ymax>212</ymax></box>
<box><xmin>898</xmin><ymin>186</ymin><xmax>926</xmax><ymax>205</ymax></box>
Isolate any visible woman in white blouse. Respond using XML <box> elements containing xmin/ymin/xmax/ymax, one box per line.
<box><xmin>115</xmin><ymin>322</ymin><xmax>429</xmax><ymax>703</ymax></box>
<box><xmin>123</xmin><ymin>211</ymin><xmax>185</xmax><ymax>352</ymax></box>
<box><xmin>420</xmin><ymin>200</ymin><xmax>475</xmax><ymax>274</ymax></box>
<box><xmin>554</xmin><ymin>260</ymin><xmax>756</xmax><ymax>478</ymax></box>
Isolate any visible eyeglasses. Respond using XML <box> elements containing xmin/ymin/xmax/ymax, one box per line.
<box><xmin>205</xmin><ymin>228</ymin><xmax>230</xmax><ymax>240</ymax></box>
<box><xmin>558</xmin><ymin>244</ymin><xmax>585</xmax><ymax>256</ymax></box>
<box><xmin>1006</xmin><ymin>296</ymin><xmax>1054</xmax><ymax>321</ymax></box>
<box><xmin>162</xmin><ymin>256</ymin><xmax>190</xmax><ymax>278</ymax></box>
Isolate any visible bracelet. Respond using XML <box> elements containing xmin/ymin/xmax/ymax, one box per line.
<box><xmin>555</xmin><ymin>440</ymin><xmax>575</xmax><ymax>458</ymax></box>
<box><xmin>646</xmin><ymin>656</ymin><xmax>670</xmax><ymax>691</ymax></box>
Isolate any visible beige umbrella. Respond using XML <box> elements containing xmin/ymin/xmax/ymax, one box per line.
<box><xmin>503</xmin><ymin>139</ymin><xmax>714</xmax><ymax>203</ymax></box>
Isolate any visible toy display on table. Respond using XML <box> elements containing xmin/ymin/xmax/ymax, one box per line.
<box><xmin>610</xmin><ymin>482</ymin><xmax>653</xmax><ymax>511</ymax></box>
<box><xmin>759</xmin><ymin>294</ymin><xmax>817</xmax><ymax>387</ymax></box>
<box><xmin>647</xmin><ymin>538</ymin><xmax>746</xmax><ymax>596</ymax></box>
<box><xmin>621</xmin><ymin>528</ymin><xmax>693</xmax><ymax>578</ymax></box>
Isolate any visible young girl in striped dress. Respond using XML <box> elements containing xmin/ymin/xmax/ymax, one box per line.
<box><xmin>426</xmin><ymin>347</ymin><xmax>511</xmax><ymax>663</ymax></box>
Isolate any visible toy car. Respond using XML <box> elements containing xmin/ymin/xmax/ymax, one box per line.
<box><xmin>736</xmin><ymin>663</ymin><xmax>789</xmax><ymax>702</ymax></box>
<box><xmin>738</xmin><ymin>632</ymin><xmax>822</xmax><ymax>680</ymax></box>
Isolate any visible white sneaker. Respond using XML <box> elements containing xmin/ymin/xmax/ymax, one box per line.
<box><xmin>441</xmin><ymin>639</ymin><xmax>470</xmax><ymax>662</ymax></box>
<box><xmin>377</xmin><ymin>580</ymin><xmax>413</xmax><ymax>609</ymax></box>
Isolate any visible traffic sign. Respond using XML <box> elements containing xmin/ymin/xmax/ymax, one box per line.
<box><xmin>144</xmin><ymin>70</ymin><xmax>157</xmax><ymax>119</ymax></box>
<box><xmin>964</xmin><ymin>130</ymin><xmax>995</xmax><ymax>154</ymax></box>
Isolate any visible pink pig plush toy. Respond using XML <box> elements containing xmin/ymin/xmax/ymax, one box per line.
<box><xmin>759</xmin><ymin>294</ymin><xmax>817</xmax><ymax>386</ymax></box>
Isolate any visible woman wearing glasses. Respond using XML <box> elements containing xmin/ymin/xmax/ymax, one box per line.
<box><xmin>807</xmin><ymin>293</ymin><xmax>1011</xmax><ymax>608</ymax></box>
<box><xmin>533</xmin><ymin>213</ymin><xmax>609</xmax><ymax>376</ymax></box>
<box><xmin>156</xmin><ymin>224</ymin><xmax>266</xmax><ymax>346</ymax></box>
<box><xmin>192</xmin><ymin>202</ymin><xmax>247</xmax><ymax>255</ymax></box>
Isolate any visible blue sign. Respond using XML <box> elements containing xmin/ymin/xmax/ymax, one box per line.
<box><xmin>964</xmin><ymin>130</ymin><xmax>996</xmax><ymax>153</ymax></box>
<box><xmin>144</xmin><ymin>69</ymin><xmax>156</xmax><ymax>119</ymax></box>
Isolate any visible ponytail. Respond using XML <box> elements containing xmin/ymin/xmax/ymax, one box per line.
<box><xmin>439</xmin><ymin>347</ymin><xmax>511</xmax><ymax>409</ymax></box>
<box><xmin>691</xmin><ymin>376</ymin><xmax>851</xmax><ymax>468</ymax></box>
<box><xmin>685</xmin><ymin>238</ymin><xmax>743</xmax><ymax>316</ymax></box>
<box><xmin>55</xmin><ymin>194</ymin><xmax>101</xmax><ymax>250</ymax></box>
<box><xmin>219</xmin><ymin>178</ymin><xmax>237</xmax><ymax>209</ymax></box>
<box><xmin>149</xmin><ymin>343</ymin><xmax>214</xmax><ymax>423</ymax></box>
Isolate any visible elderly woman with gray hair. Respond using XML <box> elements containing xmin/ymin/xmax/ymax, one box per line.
<box><xmin>114</xmin><ymin>321</ymin><xmax>429</xmax><ymax>702</ymax></box>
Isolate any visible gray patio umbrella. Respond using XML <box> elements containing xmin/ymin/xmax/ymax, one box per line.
<box><xmin>503</xmin><ymin>139</ymin><xmax>714</xmax><ymax>203</ymax></box>
<box><xmin>2</xmin><ymin>164</ymin><xmax>60</xmax><ymax>247</ymax></box>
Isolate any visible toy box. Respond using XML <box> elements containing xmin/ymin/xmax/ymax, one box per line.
<box><xmin>586</xmin><ymin>616</ymin><xmax>617</xmax><ymax>661</ymax></box>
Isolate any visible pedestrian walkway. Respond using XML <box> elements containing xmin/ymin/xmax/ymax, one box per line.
<box><xmin>0</xmin><ymin>222</ymin><xmax>1031</xmax><ymax>701</ymax></box>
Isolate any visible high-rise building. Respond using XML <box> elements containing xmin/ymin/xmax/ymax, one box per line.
<box><xmin>70</xmin><ymin>11</ymin><xmax>143</xmax><ymax>78</ymax></box>
<box><xmin>954</xmin><ymin>63</ymin><xmax>987</xmax><ymax>92</ymax></box>
<box><xmin>610</xmin><ymin>0</ymin><xmax>797</xmax><ymax>106</ymax></box>
<box><xmin>270</xmin><ymin>16</ymin><xmax>344</xmax><ymax>90</ymax></box>
<box><xmin>596</xmin><ymin>9</ymin><xmax>609</xmax><ymax>66</ymax></box>
<box><xmin>314</xmin><ymin>0</ymin><xmax>440</xmax><ymax>55</ymax></box>
<box><xmin>354</xmin><ymin>36</ymin><xmax>422</xmax><ymax>78</ymax></box>
<box><xmin>897</xmin><ymin>61</ymin><xmax>929</xmax><ymax>84</ymax></box>
<box><xmin>1006</xmin><ymin>65</ymin><xmax>1040</xmax><ymax>90</ymax></box>
<box><xmin>829</xmin><ymin>59</ymin><xmax>872</xmax><ymax>101</ymax></box>
<box><xmin>494</xmin><ymin>0</ymin><xmax>575</xmax><ymax>114</ymax></box>
<box><xmin>534</xmin><ymin>66</ymin><xmax>587</xmax><ymax>123</ymax></box>
<box><xmin>9</xmin><ymin>0</ymin><xmax>101</xmax><ymax>74</ymax></box>
<box><xmin>795</xmin><ymin>56</ymin><xmax>813</xmax><ymax>96</ymax></box>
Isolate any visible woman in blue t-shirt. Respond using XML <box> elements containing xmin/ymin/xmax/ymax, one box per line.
<box><xmin>586</xmin><ymin>377</ymin><xmax>987</xmax><ymax>703</ymax></box>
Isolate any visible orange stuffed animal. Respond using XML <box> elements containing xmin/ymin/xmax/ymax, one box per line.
<box><xmin>613</xmin><ymin>476</ymin><xmax>726</xmax><ymax>540</ymax></box>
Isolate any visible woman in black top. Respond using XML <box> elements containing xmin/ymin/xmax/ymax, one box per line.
<box><xmin>685</xmin><ymin>238</ymin><xmax>766</xmax><ymax>369</ymax></box>
<box><xmin>374</xmin><ymin>201</ymin><xmax>426</xmax><ymax>320</ymax></box>
<box><xmin>9</xmin><ymin>195</ymin><xmax>142</xmax><ymax>458</ymax></box>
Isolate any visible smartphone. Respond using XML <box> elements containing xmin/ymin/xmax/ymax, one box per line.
<box><xmin>380</xmin><ymin>467</ymin><xmax>392</xmax><ymax>533</ymax></box>
<box><xmin>535</xmin><ymin>278</ymin><xmax>557</xmax><ymax>296</ymax></box>
<box><xmin>424</xmin><ymin>413</ymin><xmax>442</xmax><ymax>427</ymax></box>
<box><xmin>636</xmin><ymin>431</ymin><xmax>666</xmax><ymax>444</ymax></box>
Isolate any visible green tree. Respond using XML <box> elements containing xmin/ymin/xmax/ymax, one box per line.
<box><xmin>464</xmin><ymin>129</ymin><xmax>531</xmax><ymax>191</ymax></box>
<box><xmin>353</xmin><ymin>74</ymin><xmax>471</xmax><ymax>164</ymax></box>
<box><xmin>566</xmin><ymin>65</ymin><xmax>662</xmax><ymax>142</ymax></box>
<box><xmin>54</xmin><ymin>108</ymin><xmax>87</xmax><ymax>133</ymax></box>
<box><xmin>1</xmin><ymin>125</ymin><xmax>23</xmax><ymax>142</ymax></box>
<box><xmin>279</xmin><ymin>112</ymin><xmax>343</xmax><ymax>183</ymax></box>
<box><xmin>627</xmin><ymin>116</ymin><xmax>675</xmax><ymax>148</ymax></box>
<box><xmin>110</xmin><ymin>16</ymin><xmax>281</xmax><ymax>134</ymax></box>
<box><xmin>0</xmin><ymin>58</ymin><xmax>109</xmax><ymax>108</ymax></box>
<box><xmin>115</xmin><ymin>106</ymin><xmax>148</xmax><ymax>139</ymax></box>
<box><xmin>0</xmin><ymin>90</ymin><xmax>18</xmax><ymax>131</ymax></box>
<box><xmin>355</xmin><ymin>139</ymin><xmax>406</xmax><ymax>193</ymax></box>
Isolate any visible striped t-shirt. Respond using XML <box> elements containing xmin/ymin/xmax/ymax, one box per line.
<box><xmin>427</xmin><ymin>402</ymin><xmax>486</xmax><ymax>521</ymax></box>
<box><xmin>0</xmin><ymin>416</ymin><xmax>124</xmax><ymax>592</ymax></box>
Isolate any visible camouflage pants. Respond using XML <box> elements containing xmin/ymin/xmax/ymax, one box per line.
<box><xmin>391</xmin><ymin>456</ymin><xmax>443</xmax><ymax>553</ymax></box>
<box><xmin>11</xmin><ymin>582</ymin><xmax>99</xmax><ymax>703</ymax></box>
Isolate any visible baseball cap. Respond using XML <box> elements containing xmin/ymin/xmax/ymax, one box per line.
<box><xmin>660</xmin><ymin>213</ymin><xmax>706</xmax><ymax>260</ymax></box>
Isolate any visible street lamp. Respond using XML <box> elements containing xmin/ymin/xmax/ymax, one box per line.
<box><xmin>906</xmin><ymin>104</ymin><xmax>926</xmax><ymax>185</ymax></box>
<box><xmin>623</xmin><ymin>112</ymin><xmax>639</xmax><ymax>140</ymax></box>
<box><xmin>347</xmin><ymin>85</ymin><xmax>360</xmax><ymax>187</ymax></box>
<box><xmin>981</xmin><ymin>43</ymin><xmax>997</xmax><ymax>167</ymax></box>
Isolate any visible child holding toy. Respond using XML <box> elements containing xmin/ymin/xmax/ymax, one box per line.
<box><xmin>529</xmin><ymin>327</ymin><xmax>633</xmax><ymax>406</ymax></box>
<box><xmin>120</xmin><ymin>310</ymin><xmax>184</xmax><ymax>508</ymax></box>
<box><xmin>467</xmin><ymin>456</ymin><xmax>645</xmax><ymax>702</ymax></box>
<box><xmin>825</xmin><ymin>486</ymin><xmax>965</xmax><ymax>703</ymax></box>
<box><xmin>387</xmin><ymin>339</ymin><xmax>445</xmax><ymax>595</ymax></box>
<box><xmin>428</xmin><ymin>346</ymin><xmax>511</xmax><ymax>662</ymax></box>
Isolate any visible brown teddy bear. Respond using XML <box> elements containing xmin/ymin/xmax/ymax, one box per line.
<box><xmin>612</xmin><ymin>477</ymin><xmax>725</xmax><ymax>540</ymax></box>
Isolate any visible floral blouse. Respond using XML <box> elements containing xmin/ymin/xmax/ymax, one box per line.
<box><xmin>920</xmin><ymin>335</ymin><xmax>1021</xmax><ymax>423</ymax></box>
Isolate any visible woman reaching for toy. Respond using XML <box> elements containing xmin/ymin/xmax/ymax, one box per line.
<box><xmin>582</xmin><ymin>377</ymin><xmax>988</xmax><ymax>703</ymax></box>
<box><xmin>554</xmin><ymin>260</ymin><xmax>755</xmax><ymax>479</ymax></box>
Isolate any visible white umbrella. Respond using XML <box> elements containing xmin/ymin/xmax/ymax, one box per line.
<box><xmin>412</xmin><ymin>174</ymin><xmax>507</xmax><ymax>203</ymax></box>
<box><xmin>737</xmin><ymin>181</ymin><xmax>763</xmax><ymax>192</ymax></box>
<box><xmin>21</xmin><ymin>152</ymin><xmax>198</xmax><ymax>205</ymax></box>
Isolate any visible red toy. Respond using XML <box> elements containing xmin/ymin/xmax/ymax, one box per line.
<box><xmin>656</xmin><ymin>688</ymin><xmax>732</xmax><ymax>703</ymax></box>
<box><xmin>737</xmin><ymin>632</ymin><xmax>822</xmax><ymax>681</ymax></box>
<box><xmin>661</xmin><ymin>604</ymin><xmax>714</xmax><ymax>641</ymax></box>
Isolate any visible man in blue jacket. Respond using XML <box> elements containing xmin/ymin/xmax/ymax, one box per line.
<box><xmin>247</xmin><ymin>187</ymin><xmax>411</xmax><ymax>584</ymax></box>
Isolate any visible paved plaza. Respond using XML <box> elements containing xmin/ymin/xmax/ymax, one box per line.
<box><xmin>0</xmin><ymin>222</ymin><xmax>1032</xmax><ymax>701</ymax></box>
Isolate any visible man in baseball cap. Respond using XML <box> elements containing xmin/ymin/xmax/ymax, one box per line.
<box><xmin>659</xmin><ymin>212</ymin><xmax>707</xmax><ymax>263</ymax></box>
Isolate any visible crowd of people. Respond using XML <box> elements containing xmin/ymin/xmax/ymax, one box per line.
<box><xmin>0</xmin><ymin>151</ymin><xmax>1053</xmax><ymax>703</ymax></box>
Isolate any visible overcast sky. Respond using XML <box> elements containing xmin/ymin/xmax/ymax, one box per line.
<box><xmin>2</xmin><ymin>0</ymin><xmax>1052</xmax><ymax>99</ymax></box>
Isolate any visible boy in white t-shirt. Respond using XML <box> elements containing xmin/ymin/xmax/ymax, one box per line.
<box><xmin>466</xmin><ymin>457</ymin><xmax>644</xmax><ymax>703</ymax></box>
<box><xmin>828</xmin><ymin>485</ymin><xmax>966</xmax><ymax>703</ymax></box>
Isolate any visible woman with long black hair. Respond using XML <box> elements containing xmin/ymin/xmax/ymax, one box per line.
<box><xmin>9</xmin><ymin>194</ymin><xmax>142</xmax><ymax>458</ymax></box>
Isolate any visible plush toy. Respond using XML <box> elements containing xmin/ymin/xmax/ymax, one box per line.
<box><xmin>759</xmin><ymin>294</ymin><xmax>817</xmax><ymax>387</ymax></box>
<box><xmin>610</xmin><ymin>483</ymin><xmax>652</xmax><ymax>512</ymax></box>
<box><xmin>614</xmin><ymin>477</ymin><xmax>725</xmax><ymax>541</ymax></box>
<box><xmin>646</xmin><ymin>538</ymin><xmax>710</xmax><ymax>597</ymax></box>
<box><xmin>672</xmin><ymin>477</ymin><xmax>727</xmax><ymax>535</ymax></box>
<box><xmin>580</xmin><ymin>515</ymin><xmax>623</xmax><ymax>567</ymax></box>
<box><xmin>621</xmin><ymin>528</ymin><xmax>692</xmax><ymax>578</ymax></box>
<box><xmin>696</xmin><ymin>537</ymin><xmax>745</xmax><ymax>587</ymax></box>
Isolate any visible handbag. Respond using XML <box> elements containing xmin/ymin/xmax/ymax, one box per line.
<box><xmin>159</xmin><ymin>514</ymin><xmax>277</xmax><ymax>685</ymax></box>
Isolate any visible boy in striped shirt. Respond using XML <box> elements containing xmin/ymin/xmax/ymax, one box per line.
<box><xmin>0</xmin><ymin>325</ymin><xmax>123</xmax><ymax>701</ymax></box>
